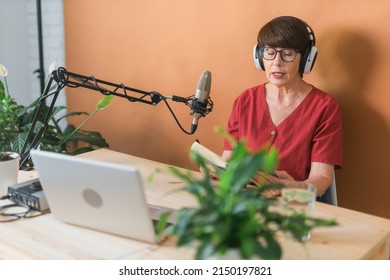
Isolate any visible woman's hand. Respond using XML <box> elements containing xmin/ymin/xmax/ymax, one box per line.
<box><xmin>199</xmin><ymin>164</ymin><xmax>219</xmax><ymax>180</ymax></box>
<box><xmin>252</xmin><ymin>170</ymin><xmax>303</xmax><ymax>197</ymax></box>
<box><xmin>275</xmin><ymin>163</ymin><xmax>334</xmax><ymax>196</ymax></box>
<box><xmin>251</xmin><ymin>171</ymin><xmax>282</xmax><ymax>197</ymax></box>
<box><xmin>274</xmin><ymin>170</ymin><xmax>305</xmax><ymax>189</ymax></box>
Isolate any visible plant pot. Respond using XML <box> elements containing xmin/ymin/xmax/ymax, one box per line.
<box><xmin>0</xmin><ymin>152</ymin><xmax>20</xmax><ymax>196</ymax></box>
<box><xmin>207</xmin><ymin>249</ymin><xmax>249</xmax><ymax>260</ymax></box>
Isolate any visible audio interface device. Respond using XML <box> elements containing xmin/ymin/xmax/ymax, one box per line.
<box><xmin>7</xmin><ymin>178</ymin><xmax>49</xmax><ymax>212</ymax></box>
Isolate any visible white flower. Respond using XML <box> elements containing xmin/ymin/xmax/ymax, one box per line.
<box><xmin>48</xmin><ymin>61</ymin><xmax>56</xmax><ymax>75</ymax></box>
<box><xmin>0</xmin><ymin>64</ymin><xmax>8</xmax><ymax>77</ymax></box>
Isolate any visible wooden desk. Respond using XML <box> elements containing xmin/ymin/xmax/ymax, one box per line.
<box><xmin>1</xmin><ymin>149</ymin><xmax>390</xmax><ymax>260</ymax></box>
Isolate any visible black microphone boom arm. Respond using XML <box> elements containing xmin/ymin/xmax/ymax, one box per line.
<box><xmin>53</xmin><ymin>67</ymin><xmax>164</xmax><ymax>106</ymax></box>
<box><xmin>19</xmin><ymin>67</ymin><xmax>213</xmax><ymax>169</ymax></box>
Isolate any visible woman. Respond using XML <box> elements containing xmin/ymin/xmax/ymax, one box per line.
<box><xmin>222</xmin><ymin>16</ymin><xmax>343</xmax><ymax>198</ymax></box>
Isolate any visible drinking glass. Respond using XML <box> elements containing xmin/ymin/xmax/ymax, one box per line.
<box><xmin>281</xmin><ymin>184</ymin><xmax>317</xmax><ymax>241</ymax></box>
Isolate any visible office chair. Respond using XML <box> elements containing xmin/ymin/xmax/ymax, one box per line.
<box><xmin>321</xmin><ymin>170</ymin><xmax>338</xmax><ymax>206</ymax></box>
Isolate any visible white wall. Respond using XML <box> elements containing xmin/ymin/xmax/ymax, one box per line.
<box><xmin>0</xmin><ymin>0</ymin><xmax>30</xmax><ymax>104</ymax></box>
<box><xmin>0</xmin><ymin>0</ymin><xmax>65</xmax><ymax>106</ymax></box>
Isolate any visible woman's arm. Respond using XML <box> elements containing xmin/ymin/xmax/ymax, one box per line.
<box><xmin>305</xmin><ymin>162</ymin><xmax>334</xmax><ymax>196</ymax></box>
<box><xmin>223</xmin><ymin>150</ymin><xmax>333</xmax><ymax>196</ymax></box>
<box><xmin>275</xmin><ymin>162</ymin><xmax>334</xmax><ymax>196</ymax></box>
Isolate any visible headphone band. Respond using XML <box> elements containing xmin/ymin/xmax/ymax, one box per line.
<box><xmin>254</xmin><ymin>22</ymin><xmax>318</xmax><ymax>74</ymax></box>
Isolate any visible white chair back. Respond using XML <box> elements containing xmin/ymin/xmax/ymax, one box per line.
<box><xmin>323</xmin><ymin>171</ymin><xmax>338</xmax><ymax>206</ymax></box>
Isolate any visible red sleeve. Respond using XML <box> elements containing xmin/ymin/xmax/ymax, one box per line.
<box><xmin>311</xmin><ymin>98</ymin><xmax>343</xmax><ymax>168</ymax></box>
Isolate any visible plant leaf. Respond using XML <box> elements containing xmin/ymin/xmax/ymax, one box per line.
<box><xmin>256</xmin><ymin>231</ymin><xmax>282</xmax><ymax>260</ymax></box>
<box><xmin>96</xmin><ymin>95</ymin><xmax>113</xmax><ymax>110</ymax></box>
<box><xmin>0</xmin><ymin>80</ymin><xmax>4</xmax><ymax>98</ymax></box>
<box><xmin>56</xmin><ymin>111</ymin><xmax>89</xmax><ymax>123</ymax></box>
<box><xmin>155</xmin><ymin>211</ymin><xmax>172</xmax><ymax>240</ymax></box>
<box><xmin>262</xmin><ymin>147</ymin><xmax>279</xmax><ymax>173</ymax></box>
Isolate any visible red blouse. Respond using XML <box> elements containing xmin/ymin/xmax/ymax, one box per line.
<box><xmin>224</xmin><ymin>84</ymin><xmax>343</xmax><ymax>181</ymax></box>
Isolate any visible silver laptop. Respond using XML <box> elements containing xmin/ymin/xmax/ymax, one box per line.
<box><xmin>30</xmin><ymin>149</ymin><xmax>174</xmax><ymax>244</ymax></box>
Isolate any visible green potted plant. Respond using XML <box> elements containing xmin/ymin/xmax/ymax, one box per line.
<box><xmin>157</xmin><ymin>128</ymin><xmax>337</xmax><ymax>260</ymax></box>
<box><xmin>0</xmin><ymin>63</ymin><xmax>111</xmax><ymax>168</ymax></box>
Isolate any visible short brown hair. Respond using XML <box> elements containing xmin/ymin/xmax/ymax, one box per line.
<box><xmin>257</xmin><ymin>16</ymin><xmax>314</xmax><ymax>54</ymax></box>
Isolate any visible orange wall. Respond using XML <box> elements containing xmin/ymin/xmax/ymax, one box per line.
<box><xmin>64</xmin><ymin>0</ymin><xmax>390</xmax><ymax>219</ymax></box>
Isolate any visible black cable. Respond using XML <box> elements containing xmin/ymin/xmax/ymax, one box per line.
<box><xmin>19</xmin><ymin>87</ymin><xmax>63</xmax><ymax>169</ymax></box>
<box><xmin>0</xmin><ymin>194</ymin><xmax>10</xmax><ymax>200</ymax></box>
<box><xmin>0</xmin><ymin>203</ymin><xmax>30</xmax><ymax>223</ymax></box>
<box><xmin>158</xmin><ymin>93</ymin><xmax>193</xmax><ymax>135</ymax></box>
<box><xmin>0</xmin><ymin>202</ymin><xmax>49</xmax><ymax>223</ymax></box>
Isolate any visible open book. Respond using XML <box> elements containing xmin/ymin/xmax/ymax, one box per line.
<box><xmin>190</xmin><ymin>141</ymin><xmax>258</xmax><ymax>186</ymax></box>
<box><xmin>190</xmin><ymin>140</ymin><xmax>279</xmax><ymax>180</ymax></box>
<box><xmin>190</xmin><ymin>141</ymin><xmax>227</xmax><ymax>170</ymax></box>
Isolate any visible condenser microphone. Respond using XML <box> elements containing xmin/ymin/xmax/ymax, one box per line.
<box><xmin>191</xmin><ymin>70</ymin><xmax>212</xmax><ymax>134</ymax></box>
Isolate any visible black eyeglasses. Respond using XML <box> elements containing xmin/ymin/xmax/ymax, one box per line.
<box><xmin>260</xmin><ymin>47</ymin><xmax>299</xmax><ymax>62</ymax></box>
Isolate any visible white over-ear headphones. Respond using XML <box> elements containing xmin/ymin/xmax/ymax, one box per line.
<box><xmin>253</xmin><ymin>25</ymin><xmax>318</xmax><ymax>74</ymax></box>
